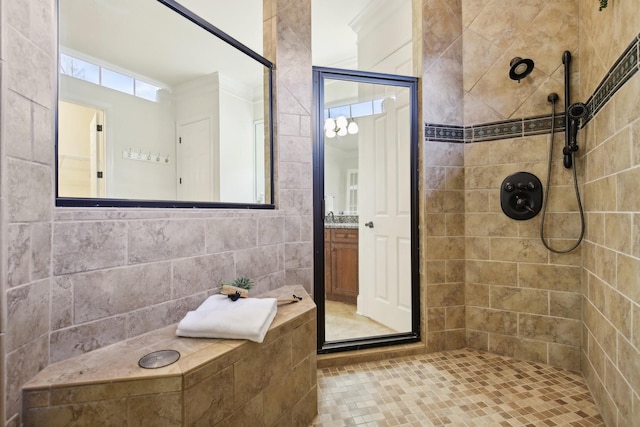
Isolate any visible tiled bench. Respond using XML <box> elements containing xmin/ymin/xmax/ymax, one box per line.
<box><xmin>23</xmin><ymin>286</ymin><xmax>317</xmax><ymax>426</ymax></box>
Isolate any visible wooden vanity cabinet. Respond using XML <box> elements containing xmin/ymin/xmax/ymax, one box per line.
<box><xmin>325</xmin><ymin>228</ymin><xmax>359</xmax><ymax>304</ymax></box>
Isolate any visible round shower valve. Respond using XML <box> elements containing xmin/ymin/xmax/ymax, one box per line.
<box><xmin>500</xmin><ymin>172</ymin><xmax>543</xmax><ymax>220</ymax></box>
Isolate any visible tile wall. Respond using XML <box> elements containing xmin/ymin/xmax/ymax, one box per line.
<box><xmin>0</xmin><ymin>0</ymin><xmax>313</xmax><ymax>425</ymax></box>
<box><xmin>425</xmin><ymin>1</ymin><xmax>640</xmax><ymax>425</ymax></box>
<box><xmin>462</xmin><ymin>0</ymin><xmax>579</xmax><ymax>124</ymax></box>
<box><xmin>2</xmin><ymin>1</ymin><xmax>57</xmax><ymax>425</ymax></box>
<box><xmin>421</xmin><ymin>0</ymin><xmax>467</xmax><ymax>352</ymax></box>
<box><xmin>459</xmin><ymin>0</ymin><xmax>583</xmax><ymax>371</ymax></box>
<box><xmin>464</xmin><ymin>131</ymin><xmax>584</xmax><ymax>371</ymax></box>
<box><xmin>578</xmin><ymin>3</ymin><xmax>640</xmax><ymax>426</ymax></box>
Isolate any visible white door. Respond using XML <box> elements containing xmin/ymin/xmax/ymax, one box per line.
<box><xmin>58</xmin><ymin>101</ymin><xmax>106</xmax><ymax>198</ymax></box>
<box><xmin>89</xmin><ymin>111</ymin><xmax>105</xmax><ymax>198</ymax></box>
<box><xmin>358</xmin><ymin>84</ymin><xmax>412</xmax><ymax>332</ymax></box>
<box><xmin>177</xmin><ymin>118</ymin><xmax>215</xmax><ymax>201</ymax></box>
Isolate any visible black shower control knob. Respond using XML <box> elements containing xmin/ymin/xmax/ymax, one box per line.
<box><xmin>500</xmin><ymin>172</ymin><xmax>543</xmax><ymax>221</ymax></box>
<box><xmin>516</xmin><ymin>182</ymin><xmax>536</xmax><ymax>191</ymax></box>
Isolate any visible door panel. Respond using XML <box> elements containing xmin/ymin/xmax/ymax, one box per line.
<box><xmin>178</xmin><ymin>118</ymin><xmax>213</xmax><ymax>201</ymax></box>
<box><xmin>359</xmin><ymin>84</ymin><xmax>412</xmax><ymax>332</ymax></box>
<box><xmin>58</xmin><ymin>101</ymin><xmax>106</xmax><ymax>198</ymax></box>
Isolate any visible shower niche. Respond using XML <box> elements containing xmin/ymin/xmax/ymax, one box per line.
<box><xmin>500</xmin><ymin>172</ymin><xmax>543</xmax><ymax>220</ymax></box>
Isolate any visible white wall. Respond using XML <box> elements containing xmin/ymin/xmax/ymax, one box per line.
<box><xmin>174</xmin><ymin>73</ymin><xmax>258</xmax><ymax>203</ymax></box>
<box><xmin>324</xmin><ymin>142</ymin><xmax>358</xmax><ymax>213</ymax></box>
<box><xmin>219</xmin><ymin>88</ymin><xmax>256</xmax><ymax>202</ymax></box>
<box><xmin>60</xmin><ymin>75</ymin><xmax>177</xmax><ymax>200</ymax></box>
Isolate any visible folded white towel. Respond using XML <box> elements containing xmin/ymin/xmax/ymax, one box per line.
<box><xmin>176</xmin><ymin>294</ymin><xmax>277</xmax><ymax>343</ymax></box>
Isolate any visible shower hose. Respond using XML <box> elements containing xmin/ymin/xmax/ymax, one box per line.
<box><xmin>539</xmin><ymin>99</ymin><xmax>585</xmax><ymax>253</ymax></box>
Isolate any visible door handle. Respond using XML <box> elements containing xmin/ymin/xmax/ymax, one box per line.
<box><xmin>364</xmin><ymin>221</ymin><xmax>374</xmax><ymax>228</ymax></box>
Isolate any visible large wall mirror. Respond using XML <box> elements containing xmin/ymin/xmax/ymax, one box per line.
<box><xmin>56</xmin><ymin>0</ymin><xmax>274</xmax><ymax>208</ymax></box>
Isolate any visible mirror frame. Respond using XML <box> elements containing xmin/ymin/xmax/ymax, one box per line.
<box><xmin>55</xmin><ymin>0</ymin><xmax>275</xmax><ymax>209</ymax></box>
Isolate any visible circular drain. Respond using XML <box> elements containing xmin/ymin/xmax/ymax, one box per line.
<box><xmin>138</xmin><ymin>349</ymin><xmax>180</xmax><ymax>369</ymax></box>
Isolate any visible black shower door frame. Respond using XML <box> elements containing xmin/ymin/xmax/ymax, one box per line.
<box><xmin>312</xmin><ymin>66</ymin><xmax>421</xmax><ymax>354</ymax></box>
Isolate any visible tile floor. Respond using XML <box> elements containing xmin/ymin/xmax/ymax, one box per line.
<box><xmin>325</xmin><ymin>300</ymin><xmax>397</xmax><ymax>341</ymax></box>
<box><xmin>312</xmin><ymin>348</ymin><xmax>604</xmax><ymax>426</ymax></box>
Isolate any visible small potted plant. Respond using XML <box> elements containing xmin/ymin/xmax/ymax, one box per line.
<box><xmin>220</xmin><ymin>276</ymin><xmax>254</xmax><ymax>299</ymax></box>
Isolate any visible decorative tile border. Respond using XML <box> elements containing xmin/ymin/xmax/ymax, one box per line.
<box><xmin>424</xmin><ymin>123</ymin><xmax>465</xmax><ymax>143</ymax></box>
<box><xmin>425</xmin><ymin>33</ymin><xmax>640</xmax><ymax>144</ymax></box>
<box><xmin>425</xmin><ymin>114</ymin><xmax>565</xmax><ymax>143</ymax></box>
<box><xmin>587</xmin><ymin>34</ymin><xmax>639</xmax><ymax>120</ymax></box>
<box><xmin>472</xmin><ymin>119</ymin><xmax>523</xmax><ymax>142</ymax></box>
<box><xmin>523</xmin><ymin>114</ymin><xmax>566</xmax><ymax>136</ymax></box>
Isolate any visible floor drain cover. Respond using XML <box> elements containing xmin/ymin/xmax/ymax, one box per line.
<box><xmin>138</xmin><ymin>350</ymin><xmax>180</xmax><ymax>369</ymax></box>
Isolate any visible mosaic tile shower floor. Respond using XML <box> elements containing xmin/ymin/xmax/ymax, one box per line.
<box><xmin>312</xmin><ymin>349</ymin><xmax>604</xmax><ymax>426</ymax></box>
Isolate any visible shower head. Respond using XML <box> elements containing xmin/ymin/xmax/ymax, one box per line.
<box><xmin>509</xmin><ymin>57</ymin><xmax>535</xmax><ymax>82</ymax></box>
<box><xmin>563</xmin><ymin>102</ymin><xmax>590</xmax><ymax>168</ymax></box>
<box><xmin>568</xmin><ymin>102</ymin><xmax>589</xmax><ymax>121</ymax></box>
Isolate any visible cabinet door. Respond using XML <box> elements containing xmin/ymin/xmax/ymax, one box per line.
<box><xmin>330</xmin><ymin>229</ymin><xmax>359</xmax><ymax>302</ymax></box>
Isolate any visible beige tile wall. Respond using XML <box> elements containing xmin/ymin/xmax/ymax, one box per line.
<box><xmin>421</xmin><ymin>0</ymin><xmax>467</xmax><ymax>352</ymax></box>
<box><xmin>579</xmin><ymin>3</ymin><xmax>640</xmax><ymax>426</ymax></box>
<box><xmin>0</xmin><ymin>0</ymin><xmax>313</xmax><ymax>425</ymax></box>
<box><xmin>463</xmin><ymin>0</ymin><xmax>579</xmax><ymax>124</ymax></box>
<box><xmin>424</xmin><ymin>141</ymin><xmax>466</xmax><ymax>352</ymax></box>
<box><xmin>464</xmin><ymin>133</ymin><xmax>583</xmax><ymax>371</ymax></box>
<box><xmin>461</xmin><ymin>1</ymin><xmax>639</xmax><ymax>424</ymax></box>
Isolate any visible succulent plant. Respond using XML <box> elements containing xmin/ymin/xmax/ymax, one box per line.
<box><xmin>222</xmin><ymin>276</ymin><xmax>254</xmax><ymax>290</ymax></box>
<box><xmin>599</xmin><ymin>0</ymin><xmax>607</xmax><ymax>11</ymax></box>
<box><xmin>233</xmin><ymin>277</ymin><xmax>254</xmax><ymax>290</ymax></box>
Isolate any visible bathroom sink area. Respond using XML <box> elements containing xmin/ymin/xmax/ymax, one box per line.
<box><xmin>324</xmin><ymin>214</ymin><xmax>358</xmax><ymax>229</ymax></box>
<box><xmin>323</xmin><ymin>215</ymin><xmax>358</xmax><ymax>304</ymax></box>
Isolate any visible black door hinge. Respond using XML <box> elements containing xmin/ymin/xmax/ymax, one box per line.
<box><xmin>179</xmin><ymin>178</ymin><xmax>182</xmax><ymax>184</ymax></box>
<box><xmin>97</xmin><ymin>171</ymin><xmax>103</xmax><ymax>178</ymax></box>
<box><xmin>97</xmin><ymin>124</ymin><xmax>103</xmax><ymax>132</ymax></box>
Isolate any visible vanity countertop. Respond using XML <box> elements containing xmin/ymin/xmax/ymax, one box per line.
<box><xmin>325</xmin><ymin>223</ymin><xmax>358</xmax><ymax>229</ymax></box>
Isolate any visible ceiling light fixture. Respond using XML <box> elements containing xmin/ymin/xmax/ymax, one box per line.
<box><xmin>325</xmin><ymin>115</ymin><xmax>358</xmax><ymax>138</ymax></box>
<box><xmin>323</xmin><ymin>97</ymin><xmax>388</xmax><ymax>139</ymax></box>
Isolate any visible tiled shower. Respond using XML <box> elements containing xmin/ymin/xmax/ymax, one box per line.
<box><xmin>421</xmin><ymin>1</ymin><xmax>638</xmax><ymax>425</ymax></box>
<box><xmin>0</xmin><ymin>1</ymin><xmax>638</xmax><ymax>426</ymax></box>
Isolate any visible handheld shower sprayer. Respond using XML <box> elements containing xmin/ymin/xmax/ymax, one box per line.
<box><xmin>563</xmin><ymin>102</ymin><xmax>589</xmax><ymax>168</ymax></box>
<box><xmin>537</xmin><ymin>51</ymin><xmax>586</xmax><ymax>254</ymax></box>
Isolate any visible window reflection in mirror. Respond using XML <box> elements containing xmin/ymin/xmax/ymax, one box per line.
<box><xmin>57</xmin><ymin>0</ymin><xmax>273</xmax><ymax>207</ymax></box>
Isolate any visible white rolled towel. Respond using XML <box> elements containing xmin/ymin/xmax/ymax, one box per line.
<box><xmin>176</xmin><ymin>294</ymin><xmax>277</xmax><ymax>343</ymax></box>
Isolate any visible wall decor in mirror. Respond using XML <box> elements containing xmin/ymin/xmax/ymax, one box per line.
<box><xmin>57</xmin><ymin>0</ymin><xmax>274</xmax><ymax>208</ymax></box>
